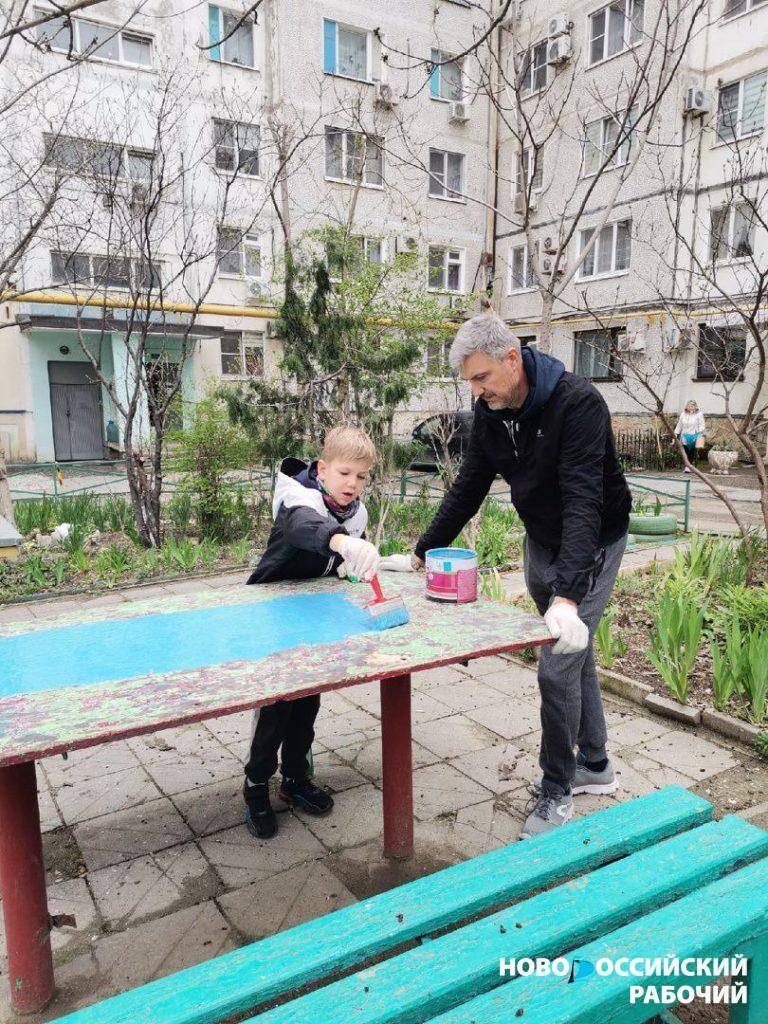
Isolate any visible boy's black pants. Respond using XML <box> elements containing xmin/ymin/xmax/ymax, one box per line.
<box><xmin>245</xmin><ymin>694</ymin><xmax>320</xmax><ymax>784</ymax></box>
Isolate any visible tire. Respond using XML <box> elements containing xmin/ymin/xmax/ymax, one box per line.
<box><xmin>629</xmin><ymin>512</ymin><xmax>678</xmax><ymax>536</ymax></box>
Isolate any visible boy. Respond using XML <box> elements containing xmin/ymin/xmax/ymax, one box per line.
<box><xmin>243</xmin><ymin>425</ymin><xmax>381</xmax><ymax>839</ymax></box>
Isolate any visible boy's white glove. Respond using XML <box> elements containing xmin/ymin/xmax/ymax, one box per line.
<box><xmin>336</xmin><ymin>536</ymin><xmax>381</xmax><ymax>581</ymax></box>
<box><xmin>336</xmin><ymin>562</ymin><xmax>350</xmax><ymax>579</ymax></box>
<box><xmin>379</xmin><ymin>554</ymin><xmax>415</xmax><ymax>573</ymax></box>
<box><xmin>544</xmin><ymin>601</ymin><xmax>589</xmax><ymax>655</ymax></box>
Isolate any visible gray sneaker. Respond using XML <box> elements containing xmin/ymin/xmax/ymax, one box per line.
<box><xmin>530</xmin><ymin>756</ymin><xmax>618</xmax><ymax>798</ymax></box>
<box><xmin>520</xmin><ymin>792</ymin><xmax>574</xmax><ymax>839</ymax></box>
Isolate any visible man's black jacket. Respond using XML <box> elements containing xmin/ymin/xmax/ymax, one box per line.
<box><xmin>415</xmin><ymin>347</ymin><xmax>631</xmax><ymax>604</ymax></box>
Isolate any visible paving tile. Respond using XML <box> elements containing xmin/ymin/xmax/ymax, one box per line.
<box><xmin>46</xmin><ymin>902</ymin><xmax>234</xmax><ymax>1016</ymax></box>
<box><xmin>425</xmin><ymin>678</ymin><xmax>512</xmax><ymax>715</ymax></box>
<box><xmin>412</xmin><ymin>763</ymin><xmax>491</xmax><ymax>822</ymax></box>
<box><xmin>609</xmin><ymin>756</ymin><xmax>656</xmax><ymax>798</ymax></box>
<box><xmin>408</xmin><ymin>690</ymin><xmax>455</xmax><ymax>725</ymax></box>
<box><xmin>609</xmin><ymin>714</ymin><xmax>675</xmax><ymax>749</ymax></box>
<box><xmin>477</xmin><ymin>664</ymin><xmax>541</xmax><ymax>700</ymax></box>
<box><xmin>200</xmin><ymin>814</ymin><xmax>325</xmax><ymax>888</ymax></box>
<box><xmin>313</xmin><ymin>706</ymin><xmax>381</xmax><ymax>747</ymax></box>
<box><xmin>463</xmin><ymin>656</ymin><xmax>519</xmax><ymax>678</ymax></box>
<box><xmin>312</xmin><ymin>750</ymin><xmax>369</xmax><ymax>794</ymax></box>
<box><xmin>485</xmin><ymin>743</ymin><xmax>541</xmax><ymax>792</ymax></box>
<box><xmin>414</xmin><ymin>714</ymin><xmax>498</xmax><ymax>760</ymax></box>
<box><xmin>55</xmin><ymin>765</ymin><xmax>161</xmax><ymax>825</ymax></box>
<box><xmin>448</xmin><ymin>797</ymin><xmax>525</xmax><ymax>856</ymax></box>
<box><xmin>219</xmin><ymin>860</ymin><xmax>357</xmax><ymax>940</ymax></box>
<box><xmin>204</xmin><ymin>711</ymin><xmax>254</xmax><ymax>749</ymax></box>
<box><xmin>133</xmin><ymin>726</ymin><xmax>242</xmax><ymax>796</ymax></box>
<box><xmin>333</xmin><ymin>734</ymin><xmax>438</xmax><ymax>784</ymax></box>
<box><xmin>411</xmin><ymin>665</ymin><xmax>470</xmax><ymax>690</ymax></box>
<box><xmin>341</xmin><ymin>680</ymin><xmax>380</xmax><ymax>710</ymax></box>
<box><xmin>465</xmin><ymin>698</ymin><xmax>541</xmax><ymax>740</ymax></box>
<box><xmin>302</xmin><ymin>783</ymin><xmax>383</xmax><ymax>851</ymax></box>
<box><xmin>88</xmin><ymin>842</ymin><xmax>220</xmax><ymax>930</ymax></box>
<box><xmin>173</xmin><ymin>775</ymin><xmax>249</xmax><ymax>838</ymax></box>
<box><xmin>48</xmin><ymin>877</ymin><xmax>99</xmax><ymax>958</ymax></box>
<box><xmin>317</xmin><ymin>689</ymin><xmax>360</xmax><ymax>716</ymax></box>
<box><xmin>640</xmin><ymin>732</ymin><xmax>739</xmax><ymax>780</ymax></box>
<box><xmin>43</xmin><ymin>741</ymin><xmax>140</xmax><ymax>787</ymax></box>
<box><xmin>39</xmin><ymin>787</ymin><xmax>63</xmax><ymax>832</ymax></box>
<box><xmin>449</xmin><ymin>744</ymin><xmax>530</xmax><ymax>795</ymax></box>
<box><xmin>623</xmin><ymin>754</ymin><xmax>694</xmax><ymax>791</ymax></box>
<box><xmin>74</xmin><ymin>797</ymin><xmax>194</xmax><ymax>871</ymax></box>
<box><xmin>0</xmin><ymin>604</ymin><xmax>39</xmax><ymax>624</ymax></box>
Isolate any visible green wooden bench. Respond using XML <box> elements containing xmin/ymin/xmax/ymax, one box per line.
<box><xmin>53</xmin><ymin>786</ymin><xmax>768</xmax><ymax>1024</ymax></box>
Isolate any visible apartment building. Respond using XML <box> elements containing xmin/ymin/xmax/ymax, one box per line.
<box><xmin>494</xmin><ymin>0</ymin><xmax>768</xmax><ymax>437</ymax></box>
<box><xmin>1</xmin><ymin>0</ymin><xmax>491</xmax><ymax>462</ymax></box>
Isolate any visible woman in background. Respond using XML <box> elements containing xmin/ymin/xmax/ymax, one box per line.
<box><xmin>673</xmin><ymin>400</ymin><xmax>706</xmax><ymax>473</ymax></box>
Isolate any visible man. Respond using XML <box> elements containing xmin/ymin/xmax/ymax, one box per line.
<box><xmin>410</xmin><ymin>313</ymin><xmax>631</xmax><ymax>838</ymax></box>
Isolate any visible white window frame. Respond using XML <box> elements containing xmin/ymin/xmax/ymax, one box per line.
<box><xmin>35</xmin><ymin>9</ymin><xmax>154</xmax><ymax>67</ymax></box>
<box><xmin>324</xmin><ymin>127</ymin><xmax>384</xmax><ymax>187</ymax></box>
<box><xmin>43</xmin><ymin>134</ymin><xmax>154</xmax><ymax>182</ymax></box>
<box><xmin>425</xmin><ymin>335</ymin><xmax>452</xmax><ymax>377</ymax></box>
<box><xmin>428</xmin><ymin>148</ymin><xmax>465</xmax><ymax>201</ymax></box>
<box><xmin>427</xmin><ymin>246</ymin><xmax>465</xmax><ymax>293</ymax></box>
<box><xmin>581</xmin><ymin>107</ymin><xmax>636</xmax><ymax>176</ymax></box>
<box><xmin>430</xmin><ymin>48</ymin><xmax>464</xmax><ymax>101</ymax></box>
<box><xmin>518</xmin><ymin>40</ymin><xmax>548</xmax><ymax>95</ymax></box>
<box><xmin>50</xmin><ymin>251</ymin><xmax>162</xmax><ymax>290</ymax></box>
<box><xmin>217</xmin><ymin>228</ymin><xmax>263</xmax><ymax>279</ymax></box>
<box><xmin>576</xmin><ymin>220</ymin><xmax>632</xmax><ymax>280</ymax></box>
<box><xmin>508</xmin><ymin>243</ymin><xmax>538</xmax><ymax>293</ymax></box>
<box><xmin>709</xmin><ymin>203</ymin><xmax>756</xmax><ymax>262</ymax></box>
<box><xmin>326</xmin><ymin>235</ymin><xmax>386</xmax><ymax>281</ymax></box>
<box><xmin>514</xmin><ymin>147</ymin><xmax>543</xmax><ymax>195</ymax></box>
<box><xmin>716</xmin><ymin>71</ymin><xmax>767</xmax><ymax>143</ymax></box>
<box><xmin>326</xmin><ymin>20</ymin><xmax>372</xmax><ymax>82</ymax></box>
<box><xmin>208</xmin><ymin>5</ymin><xmax>256</xmax><ymax>69</ymax></box>
<box><xmin>220</xmin><ymin>331</ymin><xmax>264</xmax><ymax>378</ymax></box>
<box><xmin>212</xmin><ymin>119</ymin><xmax>261</xmax><ymax>177</ymax></box>
<box><xmin>723</xmin><ymin>0</ymin><xmax>767</xmax><ymax>17</ymax></box>
<box><xmin>587</xmin><ymin>0</ymin><xmax>644</xmax><ymax>68</ymax></box>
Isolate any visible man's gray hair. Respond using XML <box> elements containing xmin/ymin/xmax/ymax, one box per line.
<box><xmin>449</xmin><ymin>312</ymin><xmax>520</xmax><ymax>372</ymax></box>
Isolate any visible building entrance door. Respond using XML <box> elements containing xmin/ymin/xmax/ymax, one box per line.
<box><xmin>48</xmin><ymin>361</ymin><xmax>105</xmax><ymax>461</ymax></box>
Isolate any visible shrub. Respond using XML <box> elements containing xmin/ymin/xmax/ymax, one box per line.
<box><xmin>595</xmin><ymin>604</ymin><xmax>627</xmax><ymax>669</ymax></box>
<box><xmin>647</xmin><ymin>589</ymin><xmax>704</xmax><ymax>704</ymax></box>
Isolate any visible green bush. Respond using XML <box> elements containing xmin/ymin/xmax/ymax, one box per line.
<box><xmin>647</xmin><ymin>588</ymin><xmax>704</xmax><ymax>704</ymax></box>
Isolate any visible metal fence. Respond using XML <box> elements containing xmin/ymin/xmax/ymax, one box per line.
<box><xmin>615</xmin><ymin>428</ymin><xmax>679</xmax><ymax>473</ymax></box>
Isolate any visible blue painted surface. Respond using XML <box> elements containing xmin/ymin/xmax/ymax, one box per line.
<box><xmin>0</xmin><ymin>594</ymin><xmax>382</xmax><ymax>698</ymax></box>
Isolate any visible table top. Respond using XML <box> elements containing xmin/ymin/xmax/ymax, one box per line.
<box><xmin>0</xmin><ymin>576</ymin><xmax>551</xmax><ymax>767</ymax></box>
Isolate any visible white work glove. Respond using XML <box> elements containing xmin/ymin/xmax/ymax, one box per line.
<box><xmin>336</xmin><ymin>536</ymin><xmax>381</xmax><ymax>582</ymax></box>
<box><xmin>336</xmin><ymin>562</ymin><xmax>350</xmax><ymax>579</ymax></box>
<box><xmin>379</xmin><ymin>554</ymin><xmax>415</xmax><ymax>573</ymax></box>
<box><xmin>544</xmin><ymin>601</ymin><xmax>589</xmax><ymax>655</ymax></box>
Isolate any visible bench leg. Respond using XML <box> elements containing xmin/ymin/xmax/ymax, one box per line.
<box><xmin>380</xmin><ymin>674</ymin><xmax>413</xmax><ymax>860</ymax></box>
<box><xmin>730</xmin><ymin>932</ymin><xmax>768</xmax><ymax>1024</ymax></box>
<box><xmin>0</xmin><ymin>761</ymin><xmax>54</xmax><ymax>1014</ymax></box>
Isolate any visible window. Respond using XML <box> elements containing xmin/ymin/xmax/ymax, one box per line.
<box><xmin>577</xmin><ymin>220</ymin><xmax>631</xmax><ymax>278</ymax></box>
<box><xmin>220</xmin><ymin>331</ymin><xmax>264</xmax><ymax>377</ymax></box>
<box><xmin>588</xmin><ymin>1</ymin><xmax>644</xmax><ymax>65</ymax></box>
<box><xmin>35</xmin><ymin>10</ymin><xmax>153</xmax><ymax>66</ymax></box>
<box><xmin>515</xmin><ymin>147</ymin><xmax>543</xmax><ymax>194</ymax></box>
<box><xmin>326</xmin><ymin>236</ymin><xmax>384</xmax><ymax>279</ymax></box>
<box><xmin>429</xmin><ymin>49</ymin><xmax>463</xmax><ymax>100</ymax></box>
<box><xmin>43</xmin><ymin>135</ymin><xmax>153</xmax><ymax>181</ymax></box>
<box><xmin>518</xmin><ymin>335</ymin><xmax>537</xmax><ymax>347</ymax></box>
<box><xmin>574</xmin><ymin>329</ymin><xmax>622</xmax><ymax>380</ymax></box>
<box><xmin>50</xmin><ymin>251</ymin><xmax>161</xmax><ymax>289</ymax></box>
<box><xmin>519</xmin><ymin>41</ymin><xmax>547</xmax><ymax>94</ymax></box>
<box><xmin>724</xmin><ymin>0</ymin><xmax>767</xmax><ymax>16</ymax></box>
<box><xmin>428</xmin><ymin>149</ymin><xmax>464</xmax><ymax>199</ymax></box>
<box><xmin>709</xmin><ymin>203</ymin><xmax>756</xmax><ymax>261</ymax></box>
<box><xmin>208</xmin><ymin>5</ymin><xmax>255</xmax><ymax>67</ymax></box>
<box><xmin>428</xmin><ymin>246</ymin><xmax>463</xmax><ymax>292</ymax></box>
<box><xmin>716</xmin><ymin>71</ymin><xmax>767</xmax><ymax>142</ymax></box>
<box><xmin>217</xmin><ymin>228</ymin><xmax>261</xmax><ymax>278</ymax></box>
<box><xmin>323</xmin><ymin>19</ymin><xmax>370</xmax><ymax>81</ymax></box>
<box><xmin>426</xmin><ymin>336</ymin><xmax>451</xmax><ymax>376</ymax></box>
<box><xmin>509</xmin><ymin>243</ymin><xmax>537</xmax><ymax>292</ymax></box>
<box><xmin>696</xmin><ymin>325</ymin><xmax>746</xmax><ymax>381</ymax></box>
<box><xmin>581</xmin><ymin>107</ymin><xmax>637</xmax><ymax>175</ymax></box>
<box><xmin>324</xmin><ymin>127</ymin><xmax>383</xmax><ymax>185</ymax></box>
<box><xmin>213</xmin><ymin>119</ymin><xmax>260</xmax><ymax>176</ymax></box>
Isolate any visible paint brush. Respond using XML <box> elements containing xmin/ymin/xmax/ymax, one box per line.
<box><xmin>366</xmin><ymin>575</ymin><xmax>410</xmax><ymax>631</ymax></box>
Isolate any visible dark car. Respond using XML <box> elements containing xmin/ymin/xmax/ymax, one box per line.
<box><xmin>411</xmin><ymin>411</ymin><xmax>474</xmax><ymax>467</ymax></box>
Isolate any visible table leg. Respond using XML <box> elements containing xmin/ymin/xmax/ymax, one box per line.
<box><xmin>0</xmin><ymin>761</ymin><xmax>54</xmax><ymax>1014</ymax></box>
<box><xmin>380</xmin><ymin>674</ymin><xmax>413</xmax><ymax>859</ymax></box>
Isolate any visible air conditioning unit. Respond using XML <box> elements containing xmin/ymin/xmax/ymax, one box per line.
<box><xmin>547</xmin><ymin>14</ymin><xmax>570</xmax><ymax>37</ymax></box>
<box><xmin>448</xmin><ymin>101</ymin><xmax>470</xmax><ymax>124</ymax></box>
<box><xmin>547</xmin><ymin>36</ymin><xmax>572</xmax><ymax>65</ymax></box>
<box><xmin>617</xmin><ymin>330</ymin><xmax>646</xmax><ymax>353</ymax></box>
<box><xmin>543</xmin><ymin>235</ymin><xmax>557</xmax><ymax>255</ymax></box>
<box><xmin>374</xmin><ymin>81</ymin><xmax>397</xmax><ymax>109</ymax></box>
<box><xmin>245</xmin><ymin>281</ymin><xmax>265</xmax><ymax>306</ymax></box>
<box><xmin>513</xmin><ymin>191</ymin><xmax>538</xmax><ymax>213</ymax></box>
<box><xmin>542</xmin><ymin>257</ymin><xmax>564</xmax><ymax>275</ymax></box>
<box><xmin>663</xmin><ymin>323</ymin><xmax>697</xmax><ymax>351</ymax></box>
<box><xmin>683</xmin><ymin>86</ymin><xmax>712</xmax><ymax>117</ymax></box>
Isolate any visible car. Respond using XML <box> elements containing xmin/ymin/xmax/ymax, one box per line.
<box><xmin>411</xmin><ymin>411</ymin><xmax>474</xmax><ymax>466</ymax></box>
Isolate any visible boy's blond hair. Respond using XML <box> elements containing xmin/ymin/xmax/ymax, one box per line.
<box><xmin>321</xmin><ymin>425</ymin><xmax>375</xmax><ymax>465</ymax></box>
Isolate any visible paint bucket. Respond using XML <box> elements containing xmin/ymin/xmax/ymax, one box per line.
<box><xmin>425</xmin><ymin>548</ymin><xmax>478</xmax><ymax>603</ymax></box>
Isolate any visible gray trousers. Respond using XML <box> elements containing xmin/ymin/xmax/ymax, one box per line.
<box><xmin>523</xmin><ymin>531</ymin><xmax>628</xmax><ymax>797</ymax></box>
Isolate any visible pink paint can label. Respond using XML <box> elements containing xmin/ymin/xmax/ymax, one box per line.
<box><xmin>425</xmin><ymin>548</ymin><xmax>478</xmax><ymax>603</ymax></box>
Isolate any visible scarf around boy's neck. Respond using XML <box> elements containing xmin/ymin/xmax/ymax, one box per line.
<box><xmin>306</xmin><ymin>462</ymin><xmax>361</xmax><ymax>522</ymax></box>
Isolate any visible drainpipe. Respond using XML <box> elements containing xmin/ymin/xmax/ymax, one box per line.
<box><xmin>484</xmin><ymin>1</ymin><xmax>502</xmax><ymax>307</ymax></box>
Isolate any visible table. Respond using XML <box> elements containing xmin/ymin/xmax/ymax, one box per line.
<box><xmin>0</xmin><ymin>575</ymin><xmax>551</xmax><ymax>1014</ymax></box>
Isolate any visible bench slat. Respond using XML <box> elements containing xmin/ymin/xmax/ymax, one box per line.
<box><xmin>53</xmin><ymin>786</ymin><xmax>710</xmax><ymax>1024</ymax></box>
<box><xmin>426</xmin><ymin>854</ymin><xmax>768</xmax><ymax>1024</ymax></box>
<box><xmin>249</xmin><ymin>816</ymin><xmax>768</xmax><ymax>1024</ymax></box>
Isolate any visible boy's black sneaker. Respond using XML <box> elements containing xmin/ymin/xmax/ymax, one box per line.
<box><xmin>243</xmin><ymin>781</ymin><xmax>277</xmax><ymax>839</ymax></box>
<box><xmin>279</xmin><ymin>776</ymin><xmax>334</xmax><ymax>816</ymax></box>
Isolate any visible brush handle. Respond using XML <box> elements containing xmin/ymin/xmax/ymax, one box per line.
<box><xmin>370</xmin><ymin>575</ymin><xmax>385</xmax><ymax>603</ymax></box>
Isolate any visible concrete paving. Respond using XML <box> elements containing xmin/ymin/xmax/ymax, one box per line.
<box><xmin>1</xmin><ymin>563</ymin><xmax>766</xmax><ymax>1022</ymax></box>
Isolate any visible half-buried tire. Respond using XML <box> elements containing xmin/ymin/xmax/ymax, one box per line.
<box><xmin>629</xmin><ymin>512</ymin><xmax>678</xmax><ymax>536</ymax></box>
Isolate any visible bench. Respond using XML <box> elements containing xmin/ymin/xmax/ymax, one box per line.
<box><xmin>53</xmin><ymin>786</ymin><xmax>768</xmax><ymax>1024</ymax></box>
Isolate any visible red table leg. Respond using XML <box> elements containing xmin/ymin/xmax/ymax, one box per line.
<box><xmin>380</xmin><ymin>674</ymin><xmax>413</xmax><ymax>859</ymax></box>
<box><xmin>0</xmin><ymin>761</ymin><xmax>54</xmax><ymax>1014</ymax></box>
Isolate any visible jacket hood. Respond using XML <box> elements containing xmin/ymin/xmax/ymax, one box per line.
<box><xmin>478</xmin><ymin>346</ymin><xmax>565</xmax><ymax>424</ymax></box>
<box><xmin>271</xmin><ymin>457</ymin><xmax>368</xmax><ymax>536</ymax></box>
